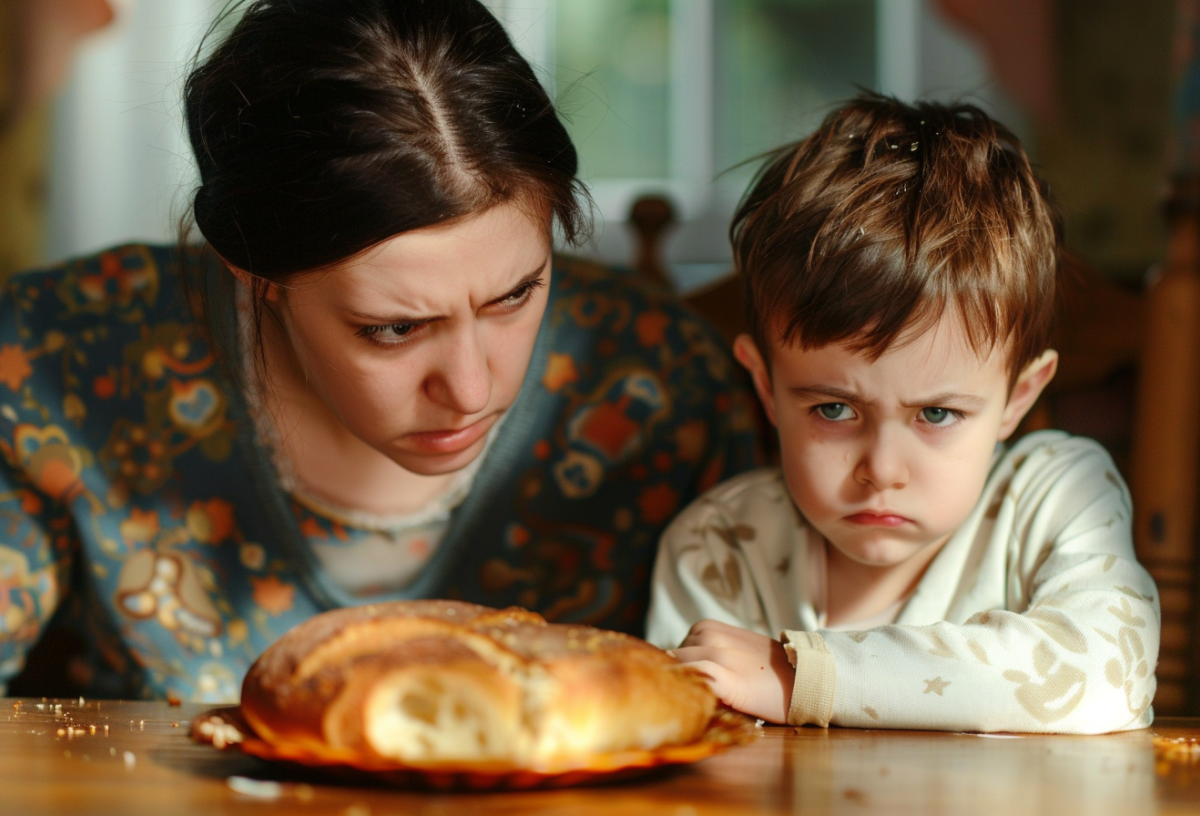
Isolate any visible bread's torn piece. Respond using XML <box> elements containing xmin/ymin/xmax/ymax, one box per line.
<box><xmin>240</xmin><ymin>600</ymin><xmax>717</xmax><ymax>768</ymax></box>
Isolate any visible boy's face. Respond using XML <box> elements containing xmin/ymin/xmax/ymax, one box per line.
<box><xmin>735</xmin><ymin>315</ymin><xmax>1056</xmax><ymax>572</ymax></box>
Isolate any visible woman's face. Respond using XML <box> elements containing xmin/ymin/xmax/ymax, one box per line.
<box><xmin>271</xmin><ymin>201</ymin><xmax>552</xmax><ymax>476</ymax></box>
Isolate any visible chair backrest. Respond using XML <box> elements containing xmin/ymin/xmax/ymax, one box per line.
<box><xmin>627</xmin><ymin>194</ymin><xmax>746</xmax><ymax>345</ymax></box>
<box><xmin>1128</xmin><ymin>176</ymin><xmax>1200</xmax><ymax>716</ymax></box>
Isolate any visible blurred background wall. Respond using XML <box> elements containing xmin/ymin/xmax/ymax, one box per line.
<box><xmin>0</xmin><ymin>0</ymin><xmax>1179</xmax><ymax>291</ymax></box>
<box><xmin>0</xmin><ymin>0</ymin><xmax>117</xmax><ymax>278</ymax></box>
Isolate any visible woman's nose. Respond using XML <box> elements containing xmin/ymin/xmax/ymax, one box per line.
<box><xmin>424</xmin><ymin>328</ymin><xmax>492</xmax><ymax>415</ymax></box>
<box><xmin>853</xmin><ymin>428</ymin><xmax>909</xmax><ymax>490</ymax></box>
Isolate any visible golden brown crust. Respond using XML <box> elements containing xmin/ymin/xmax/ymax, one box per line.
<box><xmin>240</xmin><ymin>601</ymin><xmax>716</xmax><ymax>767</ymax></box>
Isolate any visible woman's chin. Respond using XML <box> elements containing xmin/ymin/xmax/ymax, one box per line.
<box><xmin>391</xmin><ymin>442</ymin><xmax>488</xmax><ymax>477</ymax></box>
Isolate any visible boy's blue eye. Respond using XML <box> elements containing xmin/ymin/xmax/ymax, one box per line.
<box><xmin>921</xmin><ymin>407</ymin><xmax>951</xmax><ymax>424</ymax></box>
<box><xmin>817</xmin><ymin>403</ymin><xmax>852</xmax><ymax>421</ymax></box>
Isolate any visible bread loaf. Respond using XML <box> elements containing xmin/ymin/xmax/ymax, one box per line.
<box><xmin>240</xmin><ymin>600</ymin><xmax>717</xmax><ymax>768</ymax></box>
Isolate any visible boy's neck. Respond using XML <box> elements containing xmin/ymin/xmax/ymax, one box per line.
<box><xmin>822</xmin><ymin>536</ymin><xmax>947</xmax><ymax>627</ymax></box>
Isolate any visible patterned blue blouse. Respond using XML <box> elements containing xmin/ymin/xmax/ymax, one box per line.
<box><xmin>0</xmin><ymin>245</ymin><xmax>761</xmax><ymax>701</ymax></box>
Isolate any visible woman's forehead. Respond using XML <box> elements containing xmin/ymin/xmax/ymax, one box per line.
<box><xmin>283</xmin><ymin>204</ymin><xmax>552</xmax><ymax>308</ymax></box>
<box><xmin>313</xmin><ymin>203</ymin><xmax>548</xmax><ymax>268</ymax></box>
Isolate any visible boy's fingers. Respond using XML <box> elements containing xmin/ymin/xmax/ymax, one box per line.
<box><xmin>673</xmin><ymin>658</ymin><xmax>740</xmax><ymax>702</ymax></box>
<box><xmin>669</xmin><ymin>645</ymin><xmax>710</xmax><ymax>665</ymax></box>
<box><xmin>682</xmin><ymin>619</ymin><xmax>739</xmax><ymax>644</ymax></box>
<box><xmin>672</xmin><ymin>644</ymin><xmax>755</xmax><ymax>667</ymax></box>
<box><xmin>681</xmin><ymin>624</ymin><xmax>744</xmax><ymax>650</ymax></box>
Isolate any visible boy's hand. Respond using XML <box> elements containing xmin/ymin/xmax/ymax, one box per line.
<box><xmin>670</xmin><ymin>619</ymin><xmax>795</xmax><ymax>724</ymax></box>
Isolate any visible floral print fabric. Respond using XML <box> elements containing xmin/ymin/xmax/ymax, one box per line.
<box><xmin>0</xmin><ymin>244</ymin><xmax>761</xmax><ymax>701</ymax></box>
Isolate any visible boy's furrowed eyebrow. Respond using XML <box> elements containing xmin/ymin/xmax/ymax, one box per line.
<box><xmin>345</xmin><ymin>260</ymin><xmax>549</xmax><ymax>324</ymax></box>
<box><xmin>899</xmin><ymin>393</ymin><xmax>988</xmax><ymax>410</ymax></box>
<box><xmin>789</xmin><ymin>386</ymin><xmax>872</xmax><ymax>405</ymax></box>
<box><xmin>789</xmin><ymin>385</ymin><xmax>988</xmax><ymax>410</ymax></box>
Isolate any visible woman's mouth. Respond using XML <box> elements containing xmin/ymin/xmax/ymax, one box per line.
<box><xmin>404</xmin><ymin>414</ymin><xmax>497</xmax><ymax>456</ymax></box>
<box><xmin>844</xmin><ymin>511</ymin><xmax>910</xmax><ymax>528</ymax></box>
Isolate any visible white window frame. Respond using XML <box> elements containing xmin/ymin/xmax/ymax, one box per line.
<box><xmin>486</xmin><ymin>0</ymin><xmax>1021</xmax><ymax>285</ymax></box>
<box><xmin>45</xmin><ymin>0</ymin><xmax>1019</xmax><ymax>280</ymax></box>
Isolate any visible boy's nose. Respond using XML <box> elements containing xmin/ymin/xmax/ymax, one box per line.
<box><xmin>853</xmin><ymin>431</ymin><xmax>909</xmax><ymax>490</ymax></box>
<box><xmin>423</xmin><ymin>329</ymin><xmax>492</xmax><ymax>415</ymax></box>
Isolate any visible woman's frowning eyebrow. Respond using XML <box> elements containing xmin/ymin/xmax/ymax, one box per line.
<box><xmin>345</xmin><ymin>259</ymin><xmax>549</xmax><ymax>324</ymax></box>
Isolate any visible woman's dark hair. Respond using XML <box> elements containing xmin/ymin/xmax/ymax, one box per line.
<box><xmin>184</xmin><ymin>0</ymin><xmax>586</xmax><ymax>280</ymax></box>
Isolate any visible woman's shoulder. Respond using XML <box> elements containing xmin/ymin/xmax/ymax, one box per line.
<box><xmin>551</xmin><ymin>253</ymin><xmax>651</xmax><ymax>293</ymax></box>
<box><xmin>538</xmin><ymin>253</ymin><xmax>762</xmax><ymax>475</ymax></box>
<box><xmin>551</xmin><ymin>253</ymin><xmax>724</xmax><ymax>328</ymax></box>
<box><xmin>0</xmin><ymin>244</ymin><xmax>235</xmax><ymax>464</ymax></box>
<box><xmin>3</xmin><ymin>243</ymin><xmax>198</xmax><ymax>328</ymax></box>
<box><xmin>546</xmin><ymin>253</ymin><xmax>745</xmax><ymax>388</ymax></box>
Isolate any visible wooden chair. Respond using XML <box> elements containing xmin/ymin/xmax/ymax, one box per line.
<box><xmin>628</xmin><ymin>192</ymin><xmax>1200</xmax><ymax>715</ymax></box>
<box><xmin>627</xmin><ymin>196</ymin><xmax>747</xmax><ymax>346</ymax></box>
<box><xmin>1127</xmin><ymin>176</ymin><xmax>1200</xmax><ymax>715</ymax></box>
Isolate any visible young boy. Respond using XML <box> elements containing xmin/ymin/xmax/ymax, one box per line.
<box><xmin>646</xmin><ymin>94</ymin><xmax>1159</xmax><ymax>734</ymax></box>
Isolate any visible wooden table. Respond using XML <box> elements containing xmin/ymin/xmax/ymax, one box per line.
<box><xmin>1</xmin><ymin>698</ymin><xmax>1196</xmax><ymax>815</ymax></box>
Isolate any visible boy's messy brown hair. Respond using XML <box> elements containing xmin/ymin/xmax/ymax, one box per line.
<box><xmin>731</xmin><ymin>93</ymin><xmax>1061</xmax><ymax>383</ymax></box>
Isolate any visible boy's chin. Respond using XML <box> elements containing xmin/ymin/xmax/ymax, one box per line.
<box><xmin>830</xmin><ymin>538</ymin><xmax>940</xmax><ymax>570</ymax></box>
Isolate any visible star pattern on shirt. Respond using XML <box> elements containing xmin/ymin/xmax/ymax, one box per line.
<box><xmin>923</xmin><ymin>677</ymin><xmax>951</xmax><ymax>696</ymax></box>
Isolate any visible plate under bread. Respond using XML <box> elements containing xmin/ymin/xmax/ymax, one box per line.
<box><xmin>191</xmin><ymin>705</ymin><xmax>760</xmax><ymax>790</ymax></box>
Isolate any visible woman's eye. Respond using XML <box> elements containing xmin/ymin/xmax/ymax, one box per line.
<box><xmin>816</xmin><ymin>403</ymin><xmax>853</xmax><ymax>421</ymax></box>
<box><xmin>920</xmin><ymin>407</ymin><xmax>957</xmax><ymax>425</ymax></box>
<box><xmin>499</xmin><ymin>284</ymin><xmax>531</xmax><ymax>305</ymax></box>
<box><xmin>358</xmin><ymin>322</ymin><xmax>419</xmax><ymax>347</ymax></box>
<box><xmin>378</xmin><ymin>323</ymin><xmax>416</xmax><ymax>339</ymax></box>
<box><xmin>494</xmin><ymin>278</ymin><xmax>545</xmax><ymax>309</ymax></box>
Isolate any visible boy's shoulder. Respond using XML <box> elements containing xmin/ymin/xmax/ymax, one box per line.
<box><xmin>989</xmin><ymin>430</ymin><xmax>1130</xmax><ymax>524</ymax></box>
<box><xmin>999</xmin><ymin>430</ymin><xmax>1124</xmax><ymax>487</ymax></box>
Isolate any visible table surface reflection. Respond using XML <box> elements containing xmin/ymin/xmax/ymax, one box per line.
<box><xmin>1</xmin><ymin>698</ymin><xmax>1196</xmax><ymax>815</ymax></box>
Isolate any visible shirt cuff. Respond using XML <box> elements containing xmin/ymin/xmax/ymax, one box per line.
<box><xmin>781</xmin><ymin>630</ymin><xmax>836</xmax><ymax>727</ymax></box>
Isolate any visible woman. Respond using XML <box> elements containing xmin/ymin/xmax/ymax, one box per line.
<box><xmin>0</xmin><ymin>0</ymin><xmax>760</xmax><ymax>701</ymax></box>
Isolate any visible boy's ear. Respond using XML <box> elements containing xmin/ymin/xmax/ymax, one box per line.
<box><xmin>224</xmin><ymin>262</ymin><xmax>280</xmax><ymax>303</ymax></box>
<box><xmin>733</xmin><ymin>334</ymin><xmax>777</xmax><ymax>426</ymax></box>
<box><xmin>998</xmin><ymin>349</ymin><xmax>1059</xmax><ymax>440</ymax></box>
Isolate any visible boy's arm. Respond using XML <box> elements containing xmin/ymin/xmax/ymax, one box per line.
<box><xmin>645</xmin><ymin>481</ymin><xmax>775</xmax><ymax>650</ymax></box>
<box><xmin>646</xmin><ymin>473</ymin><xmax>808</xmax><ymax>723</ymax></box>
<box><xmin>788</xmin><ymin>439</ymin><xmax>1158</xmax><ymax>734</ymax></box>
<box><xmin>672</xmin><ymin>619</ymin><xmax>797</xmax><ymax>723</ymax></box>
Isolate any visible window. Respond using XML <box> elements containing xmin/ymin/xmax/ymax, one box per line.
<box><xmin>47</xmin><ymin>0</ymin><xmax>1015</xmax><ymax>281</ymax></box>
<box><xmin>486</xmin><ymin>0</ymin><xmax>1020</xmax><ymax>288</ymax></box>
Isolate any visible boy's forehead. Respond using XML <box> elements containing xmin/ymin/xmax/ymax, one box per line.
<box><xmin>767</xmin><ymin>311</ymin><xmax>1011</xmax><ymax>375</ymax></box>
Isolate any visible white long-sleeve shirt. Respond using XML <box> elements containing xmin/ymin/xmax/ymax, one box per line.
<box><xmin>647</xmin><ymin>431</ymin><xmax>1159</xmax><ymax>734</ymax></box>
